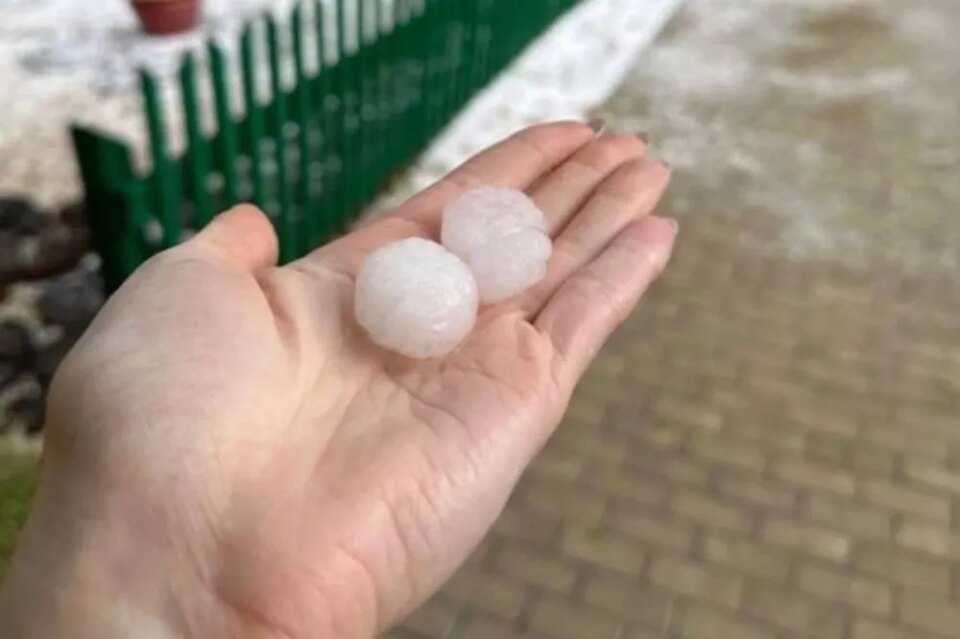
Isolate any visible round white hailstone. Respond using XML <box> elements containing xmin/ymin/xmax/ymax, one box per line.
<box><xmin>441</xmin><ymin>186</ymin><xmax>548</xmax><ymax>261</ymax></box>
<box><xmin>354</xmin><ymin>238</ymin><xmax>478</xmax><ymax>359</ymax></box>
<box><xmin>467</xmin><ymin>229</ymin><xmax>553</xmax><ymax>303</ymax></box>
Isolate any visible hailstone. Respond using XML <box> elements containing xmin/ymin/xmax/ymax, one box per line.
<box><xmin>465</xmin><ymin>229</ymin><xmax>553</xmax><ymax>303</ymax></box>
<box><xmin>441</xmin><ymin>186</ymin><xmax>552</xmax><ymax>304</ymax></box>
<box><xmin>441</xmin><ymin>186</ymin><xmax>547</xmax><ymax>258</ymax></box>
<box><xmin>354</xmin><ymin>238</ymin><xmax>478</xmax><ymax>359</ymax></box>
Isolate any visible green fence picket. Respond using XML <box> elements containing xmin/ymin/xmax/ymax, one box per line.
<box><xmin>439</xmin><ymin>0</ymin><xmax>456</xmax><ymax>126</ymax></box>
<box><xmin>393</xmin><ymin>0</ymin><xmax>414</xmax><ymax>165</ymax></box>
<box><xmin>241</xmin><ymin>24</ymin><xmax>267</xmax><ymax>207</ymax></box>
<box><xmin>267</xmin><ymin>14</ymin><xmax>296</xmax><ymax>261</ymax></box>
<box><xmin>457</xmin><ymin>0</ymin><xmax>470</xmax><ymax>108</ymax></box>
<box><xmin>71</xmin><ymin>128</ymin><xmax>144</xmax><ymax>288</ymax></box>
<box><xmin>372</xmin><ymin>0</ymin><xmax>387</xmax><ymax>187</ymax></box>
<box><xmin>355</xmin><ymin>0</ymin><xmax>369</xmax><ymax>207</ymax></box>
<box><xmin>417</xmin><ymin>0</ymin><xmax>433</xmax><ymax>152</ymax></box>
<box><xmin>339</xmin><ymin>0</ymin><xmax>360</xmax><ymax>224</ymax></box>
<box><xmin>292</xmin><ymin>4</ymin><xmax>317</xmax><ymax>250</ymax></box>
<box><xmin>140</xmin><ymin>70</ymin><xmax>181</xmax><ymax>248</ymax></box>
<box><xmin>314</xmin><ymin>0</ymin><xmax>336</xmax><ymax>241</ymax></box>
<box><xmin>329</xmin><ymin>0</ymin><xmax>349</xmax><ymax>230</ymax></box>
<box><xmin>383</xmin><ymin>0</ymin><xmax>402</xmax><ymax>173</ymax></box>
<box><xmin>459</xmin><ymin>0</ymin><xmax>478</xmax><ymax>109</ymax></box>
<box><xmin>208</xmin><ymin>42</ymin><xmax>240</xmax><ymax>207</ymax></box>
<box><xmin>404</xmin><ymin>0</ymin><xmax>423</xmax><ymax>164</ymax></box>
<box><xmin>179</xmin><ymin>53</ymin><xmax>214</xmax><ymax>228</ymax></box>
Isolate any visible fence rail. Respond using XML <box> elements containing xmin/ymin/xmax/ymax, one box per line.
<box><xmin>71</xmin><ymin>0</ymin><xmax>583</xmax><ymax>291</ymax></box>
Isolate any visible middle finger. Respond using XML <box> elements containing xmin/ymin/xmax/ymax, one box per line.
<box><xmin>531</xmin><ymin>133</ymin><xmax>649</xmax><ymax>236</ymax></box>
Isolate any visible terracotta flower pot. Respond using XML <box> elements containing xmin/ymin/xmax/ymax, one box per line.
<box><xmin>131</xmin><ymin>0</ymin><xmax>201</xmax><ymax>35</ymax></box>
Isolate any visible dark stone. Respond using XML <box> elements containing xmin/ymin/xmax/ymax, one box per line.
<box><xmin>38</xmin><ymin>259</ymin><xmax>104</xmax><ymax>338</ymax></box>
<box><xmin>0</xmin><ymin>320</ymin><xmax>32</xmax><ymax>365</ymax></box>
<box><xmin>8</xmin><ymin>385</ymin><xmax>44</xmax><ymax>434</ymax></box>
<box><xmin>0</xmin><ymin>234</ymin><xmax>21</xmax><ymax>284</ymax></box>
<box><xmin>0</xmin><ymin>362</ymin><xmax>19</xmax><ymax>391</ymax></box>
<box><xmin>0</xmin><ymin>320</ymin><xmax>34</xmax><ymax>393</ymax></box>
<box><xmin>0</xmin><ymin>197</ymin><xmax>45</xmax><ymax>235</ymax></box>
<box><xmin>57</xmin><ymin>201</ymin><xmax>87</xmax><ymax>227</ymax></box>
<box><xmin>0</xmin><ymin>224</ymin><xmax>90</xmax><ymax>286</ymax></box>
<box><xmin>33</xmin><ymin>337</ymin><xmax>75</xmax><ymax>387</ymax></box>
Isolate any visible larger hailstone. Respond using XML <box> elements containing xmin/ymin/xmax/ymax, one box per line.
<box><xmin>441</xmin><ymin>186</ymin><xmax>552</xmax><ymax>304</ymax></box>
<box><xmin>354</xmin><ymin>238</ymin><xmax>478</xmax><ymax>359</ymax></box>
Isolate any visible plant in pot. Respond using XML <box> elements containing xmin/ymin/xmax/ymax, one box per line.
<box><xmin>130</xmin><ymin>0</ymin><xmax>202</xmax><ymax>35</ymax></box>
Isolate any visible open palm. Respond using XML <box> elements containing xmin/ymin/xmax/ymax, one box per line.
<box><xmin>6</xmin><ymin>123</ymin><xmax>675</xmax><ymax>639</ymax></box>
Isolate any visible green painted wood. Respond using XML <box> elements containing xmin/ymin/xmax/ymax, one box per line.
<box><xmin>267</xmin><ymin>14</ymin><xmax>296</xmax><ymax>261</ymax></box>
<box><xmin>140</xmin><ymin>70</ymin><xmax>181</xmax><ymax>248</ymax></box>
<box><xmin>355</xmin><ymin>0</ymin><xmax>369</xmax><ymax>206</ymax></box>
<box><xmin>427</xmin><ymin>0</ymin><xmax>443</xmax><ymax>140</ymax></box>
<box><xmin>337</xmin><ymin>0</ymin><xmax>349</xmax><ymax>55</ymax></box>
<box><xmin>365</xmin><ymin>0</ymin><xmax>384</xmax><ymax>200</ymax></box>
<box><xmin>314</xmin><ymin>0</ymin><xmax>336</xmax><ymax>241</ymax></box>
<box><xmin>371</xmin><ymin>0</ymin><xmax>390</xmax><ymax>191</ymax></box>
<box><xmin>209</xmin><ymin>42</ymin><xmax>240</xmax><ymax>207</ymax></box>
<box><xmin>439</xmin><ymin>0</ymin><xmax>456</xmax><ymax>126</ymax></box>
<box><xmin>291</xmin><ymin>6</ymin><xmax>305</xmax><ymax>124</ymax></box>
<box><xmin>241</xmin><ymin>24</ymin><xmax>268</xmax><ymax>207</ymax></box>
<box><xmin>461</xmin><ymin>0</ymin><xmax>479</xmax><ymax>108</ymax></box>
<box><xmin>179</xmin><ymin>53</ymin><xmax>215</xmax><ymax>228</ymax></box>
<box><xmin>417</xmin><ymin>0</ymin><xmax>433</xmax><ymax>153</ymax></box>
<box><xmin>348</xmin><ymin>1</ymin><xmax>365</xmax><ymax>221</ymax></box>
<box><xmin>367</xmin><ymin>0</ymin><xmax>388</xmax><ymax>200</ymax></box>
<box><xmin>383</xmin><ymin>0</ymin><xmax>402</xmax><ymax>174</ymax></box>
<box><xmin>391</xmin><ymin>0</ymin><xmax>411</xmax><ymax>165</ymax></box>
<box><xmin>292</xmin><ymin>4</ymin><xmax>317</xmax><ymax>250</ymax></box>
<box><xmin>351</xmin><ymin>0</ymin><xmax>376</xmax><ymax>202</ymax></box>
<box><xmin>460</xmin><ymin>0</ymin><xmax>472</xmax><ymax>108</ymax></box>
<box><xmin>328</xmin><ymin>0</ymin><xmax>349</xmax><ymax>231</ymax></box>
<box><xmin>337</xmin><ymin>0</ymin><xmax>359</xmax><ymax>227</ymax></box>
<box><xmin>403</xmin><ymin>0</ymin><xmax>422</xmax><ymax>164</ymax></box>
<box><xmin>71</xmin><ymin>128</ymin><xmax>144</xmax><ymax>290</ymax></box>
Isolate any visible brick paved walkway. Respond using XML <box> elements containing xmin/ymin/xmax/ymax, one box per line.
<box><xmin>387</xmin><ymin>0</ymin><xmax>960</xmax><ymax>637</ymax></box>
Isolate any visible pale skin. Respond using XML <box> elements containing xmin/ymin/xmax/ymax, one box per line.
<box><xmin>0</xmin><ymin>122</ymin><xmax>676</xmax><ymax>638</ymax></box>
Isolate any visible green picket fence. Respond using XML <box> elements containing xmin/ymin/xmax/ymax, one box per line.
<box><xmin>71</xmin><ymin>0</ymin><xmax>583</xmax><ymax>291</ymax></box>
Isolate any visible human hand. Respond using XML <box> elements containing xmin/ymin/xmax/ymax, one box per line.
<box><xmin>0</xmin><ymin>122</ymin><xmax>675</xmax><ymax>638</ymax></box>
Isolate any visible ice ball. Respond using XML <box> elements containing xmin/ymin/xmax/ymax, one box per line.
<box><xmin>441</xmin><ymin>186</ymin><xmax>548</xmax><ymax>261</ymax></box>
<box><xmin>467</xmin><ymin>229</ymin><xmax>553</xmax><ymax>303</ymax></box>
<box><xmin>441</xmin><ymin>186</ymin><xmax>553</xmax><ymax>304</ymax></box>
<box><xmin>354</xmin><ymin>238</ymin><xmax>478</xmax><ymax>359</ymax></box>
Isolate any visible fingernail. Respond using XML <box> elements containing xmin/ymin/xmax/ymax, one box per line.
<box><xmin>637</xmin><ymin>131</ymin><xmax>650</xmax><ymax>144</ymax></box>
<box><xmin>588</xmin><ymin>117</ymin><xmax>607</xmax><ymax>134</ymax></box>
<box><xmin>666</xmin><ymin>217</ymin><xmax>680</xmax><ymax>234</ymax></box>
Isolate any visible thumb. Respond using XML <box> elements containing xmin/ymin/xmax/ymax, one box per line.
<box><xmin>186</xmin><ymin>204</ymin><xmax>279</xmax><ymax>271</ymax></box>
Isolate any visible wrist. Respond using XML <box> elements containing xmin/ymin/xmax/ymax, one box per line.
<box><xmin>0</xmin><ymin>461</ymin><xmax>368</xmax><ymax>639</ymax></box>
<box><xmin>0</xmin><ymin>466</ymin><xmax>232</xmax><ymax>638</ymax></box>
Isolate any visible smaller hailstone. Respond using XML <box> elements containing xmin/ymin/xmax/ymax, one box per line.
<box><xmin>354</xmin><ymin>238</ymin><xmax>478</xmax><ymax>359</ymax></box>
<box><xmin>441</xmin><ymin>186</ymin><xmax>548</xmax><ymax>260</ymax></box>
<box><xmin>442</xmin><ymin>186</ymin><xmax>552</xmax><ymax>304</ymax></box>
<box><xmin>466</xmin><ymin>229</ymin><xmax>553</xmax><ymax>303</ymax></box>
